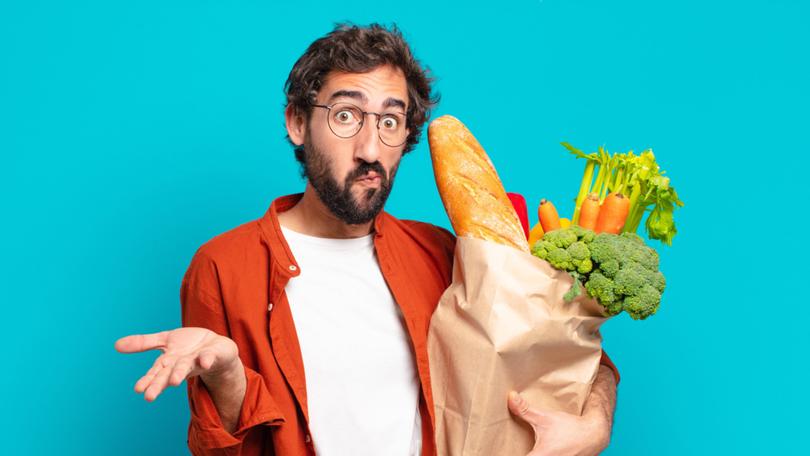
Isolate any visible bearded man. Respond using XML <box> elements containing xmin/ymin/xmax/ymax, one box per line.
<box><xmin>116</xmin><ymin>23</ymin><xmax>619</xmax><ymax>456</ymax></box>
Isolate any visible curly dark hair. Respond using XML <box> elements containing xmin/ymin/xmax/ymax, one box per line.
<box><xmin>284</xmin><ymin>22</ymin><xmax>440</xmax><ymax>165</ymax></box>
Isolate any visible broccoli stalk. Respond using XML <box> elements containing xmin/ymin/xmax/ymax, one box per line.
<box><xmin>563</xmin><ymin>272</ymin><xmax>583</xmax><ymax>302</ymax></box>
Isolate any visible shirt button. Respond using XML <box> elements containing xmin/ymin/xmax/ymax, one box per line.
<box><xmin>289</xmin><ymin>265</ymin><xmax>297</xmax><ymax>271</ymax></box>
<box><xmin>267</xmin><ymin>302</ymin><xmax>274</xmax><ymax>312</ymax></box>
<box><xmin>305</xmin><ymin>434</ymin><xmax>311</xmax><ymax>443</ymax></box>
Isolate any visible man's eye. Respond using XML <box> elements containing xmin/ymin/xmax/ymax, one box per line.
<box><xmin>335</xmin><ymin>110</ymin><xmax>356</xmax><ymax>124</ymax></box>
<box><xmin>381</xmin><ymin>116</ymin><xmax>399</xmax><ymax>130</ymax></box>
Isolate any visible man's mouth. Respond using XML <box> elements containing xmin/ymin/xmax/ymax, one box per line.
<box><xmin>355</xmin><ymin>173</ymin><xmax>382</xmax><ymax>185</ymax></box>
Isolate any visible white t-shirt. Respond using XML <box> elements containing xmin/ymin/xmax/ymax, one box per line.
<box><xmin>280</xmin><ymin>225</ymin><xmax>422</xmax><ymax>456</ymax></box>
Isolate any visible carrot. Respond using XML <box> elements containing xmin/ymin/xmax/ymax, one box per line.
<box><xmin>538</xmin><ymin>199</ymin><xmax>561</xmax><ymax>232</ymax></box>
<box><xmin>528</xmin><ymin>223</ymin><xmax>545</xmax><ymax>247</ymax></box>
<box><xmin>594</xmin><ymin>192</ymin><xmax>630</xmax><ymax>234</ymax></box>
<box><xmin>577</xmin><ymin>193</ymin><xmax>601</xmax><ymax>231</ymax></box>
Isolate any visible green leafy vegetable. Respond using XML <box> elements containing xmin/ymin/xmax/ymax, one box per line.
<box><xmin>562</xmin><ymin>143</ymin><xmax>684</xmax><ymax>245</ymax></box>
<box><xmin>531</xmin><ymin>227</ymin><xmax>666</xmax><ymax>320</ymax></box>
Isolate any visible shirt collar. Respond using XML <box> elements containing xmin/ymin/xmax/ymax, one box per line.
<box><xmin>257</xmin><ymin>193</ymin><xmax>388</xmax><ymax>275</ymax></box>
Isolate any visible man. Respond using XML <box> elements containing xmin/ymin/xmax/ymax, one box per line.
<box><xmin>116</xmin><ymin>23</ymin><xmax>618</xmax><ymax>456</ymax></box>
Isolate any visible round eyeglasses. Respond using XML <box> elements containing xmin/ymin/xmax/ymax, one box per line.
<box><xmin>309</xmin><ymin>101</ymin><xmax>409</xmax><ymax>147</ymax></box>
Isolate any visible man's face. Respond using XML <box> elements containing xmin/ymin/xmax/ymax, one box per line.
<box><xmin>296</xmin><ymin>65</ymin><xmax>409</xmax><ymax>225</ymax></box>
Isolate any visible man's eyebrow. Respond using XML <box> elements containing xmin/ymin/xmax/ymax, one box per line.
<box><xmin>382</xmin><ymin>97</ymin><xmax>407</xmax><ymax>111</ymax></box>
<box><xmin>328</xmin><ymin>90</ymin><xmax>367</xmax><ymax>103</ymax></box>
<box><xmin>328</xmin><ymin>90</ymin><xmax>407</xmax><ymax>112</ymax></box>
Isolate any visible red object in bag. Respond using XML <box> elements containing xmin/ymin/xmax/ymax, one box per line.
<box><xmin>507</xmin><ymin>192</ymin><xmax>530</xmax><ymax>240</ymax></box>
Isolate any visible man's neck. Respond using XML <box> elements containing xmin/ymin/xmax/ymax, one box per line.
<box><xmin>278</xmin><ymin>184</ymin><xmax>375</xmax><ymax>239</ymax></box>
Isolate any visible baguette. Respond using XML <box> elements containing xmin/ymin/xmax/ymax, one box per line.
<box><xmin>428</xmin><ymin>115</ymin><xmax>530</xmax><ymax>252</ymax></box>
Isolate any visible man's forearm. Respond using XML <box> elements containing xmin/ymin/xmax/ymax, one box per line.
<box><xmin>584</xmin><ymin>364</ymin><xmax>618</xmax><ymax>442</ymax></box>
<box><xmin>200</xmin><ymin>361</ymin><xmax>247</xmax><ymax>434</ymax></box>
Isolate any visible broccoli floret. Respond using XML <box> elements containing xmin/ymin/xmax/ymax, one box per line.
<box><xmin>625</xmin><ymin>244</ymin><xmax>660</xmax><ymax>270</ymax></box>
<box><xmin>650</xmin><ymin>270</ymin><xmax>666</xmax><ymax>293</ymax></box>
<box><xmin>567</xmin><ymin>241</ymin><xmax>590</xmax><ymax>262</ymax></box>
<box><xmin>624</xmin><ymin>284</ymin><xmax>662</xmax><ymax>320</ymax></box>
<box><xmin>588</xmin><ymin>234</ymin><xmax>665</xmax><ymax>319</ymax></box>
<box><xmin>531</xmin><ymin>239</ymin><xmax>556</xmax><ymax>260</ymax></box>
<box><xmin>543</xmin><ymin>229</ymin><xmax>578</xmax><ymax>249</ymax></box>
<box><xmin>602</xmin><ymin>299</ymin><xmax>624</xmax><ymax>317</ymax></box>
<box><xmin>547</xmin><ymin>248</ymin><xmax>573</xmax><ymax>270</ymax></box>
<box><xmin>599</xmin><ymin>259</ymin><xmax>620</xmax><ymax>278</ymax></box>
<box><xmin>563</xmin><ymin>272</ymin><xmax>583</xmax><ymax>302</ymax></box>
<box><xmin>568</xmin><ymin>225</ymin><xmax>588</xmax><ymax>240</ymax></box>
<box><xmin>580</xmin><ymin>230</ymin><xmax>596</xmax><ymax>244</ymax></box>
<box><xmin>567</xmin><ymin>241</ymin><xmax>590</xmax><ymax>272</ymax></box>
<box><xmin>589</xmin><ymin>234</ymin><xmax>621</xmax><ymax>263</ymax></box>
<box><xmin>577</xmin><ymin>257</ymin><xmax>593</xmax><ymax>274</ymax></box>
<box><xmin>613</xmin><ymin>262</ymin><xmax>649</xmax><ymax>296</ymax></box>
<box><xmin>620</xmin><ymin>232</ymin><xmax>645</xmax><ymax>246</ymax></box>
<box><xmin>585</xmin><ymin>271</ymin><xmax>619</xmax><ymax>307</ymax></box>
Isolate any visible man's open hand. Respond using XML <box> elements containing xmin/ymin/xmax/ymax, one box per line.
<box><xmin>115</xmin><ymin>327</ymin><xmax>241</xmax><ymax>402</ymax></box>
<box><xmin>507</xmin><ymin>391</ymin><xmax>610</xmax><ymax>456</ymax></box>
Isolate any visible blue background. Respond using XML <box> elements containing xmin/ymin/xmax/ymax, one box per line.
<box><xmin>2</xmin><ymin>0</ymin><xmax>807</xmax><ymax>454</ymax></box>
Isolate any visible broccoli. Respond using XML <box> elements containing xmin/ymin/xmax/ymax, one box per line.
<box><xmin>568</xmin><ymin>225</ymin><xmax>588</xmax><ymax>239</ymax></box>
<box><xmin>620</xmin><ymin>232</ymin><xmax>645</xmax><ymax>245</ymax></box>
<box><xmin>599</xmin><ymin>259</ymin><xmax>620</xmax><ymax>278</ymax></box>
<box><xmin>613</xmin><ymin>262</ymin><xmax>649</xmax><ymax>296</ymax></box>
<box><xmin>588</xmin><ymin>234</ymin><xmax>620</xmax><ymax>264</ymax></box>
<box><xmin>567</xmin><ymin>241</ymin><xmax>590</xmax><ymax>263</ymax></box>
<box><xmin>531</xmin><ymin>239</ymin><xmax>556</xmax><ymax>260</ymax></box>
<box><xmin>577</xmin><ymin>257</ymin><xmax>593</xmax><ymax>274</ymax></box>
<box><xmin>624</xmin><ymin>284</ymin><xmax>661</xmax><ymax>320</ymax></box>
<box><xmin>585</xmin><ymin>271</ymin><xmax>619</xmax><ymax>306</ymax></box>
<box><xmin>530</xmin><ymin>227</ymin><xmax>666</xmax><ymax>320</ymax></box>
<box><xmin>625</xmin><ymin>244</ymin><xmax>659</xmax><ymax>270</ymax></box>
<box><xmin>543</xmin><ymin>229</ymin><xmax>578</xmax><ymax>249</ymax></box>
<box><xmin>651</xmin><ymin>270</ymin><xmax>666</xmax><ymax>293</ymax></box>
<box><xmin>546</xmin><ymin>248</ymin><xmax>573</xmax><ymax>270</ymax></box>
<box><xmin>567</xmin><ymin>241</ymin><xmax>592</xmax><ymax>273</ymax></box>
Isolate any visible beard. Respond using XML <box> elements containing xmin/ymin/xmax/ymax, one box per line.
<box><xmin>301</xmin><ymin>138</ymin><xmax>399</xmax><ymax>226</ymax></box>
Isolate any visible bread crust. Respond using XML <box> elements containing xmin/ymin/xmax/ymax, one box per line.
<box><xmin>428</xmin><ymin>115</ymin><xmax>530</xmax><ymax>252</ymax></box>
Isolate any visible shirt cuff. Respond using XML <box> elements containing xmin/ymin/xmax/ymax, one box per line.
<box><xmin>187</xmin><ymin>365</ymin><xmax>285</xmax><ymax>451</ymax></box>
<box><xmin>599</xmin><ymin>350</ymin><xmax>620</xmax><ymax>385</ymax></box>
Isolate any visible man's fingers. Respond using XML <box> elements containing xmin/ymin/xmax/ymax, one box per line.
<box><xmin>115</xmin><ymin>331</ymin><xmax>169</xmax><ymax>354</ymax></box>
<box><xmin>198</xmin><ymin>350</ymin><xmax>216</xmax><ymax>370</ymax></box>
<box><xmin>134</xmin><ymin>354</ymin><xmax>170</xmax><ymax>393</ymax></box>
<box><xmin>144</xmin><ymin>363</ymin><xmax>174</xmax><ymax>402</ymax></box>
<box><xmin>168</xmin><ymin>357</ymin><xmax>196</xmax><ymax>386</ymax></box>
<box><xmin>507</xmin><ymin>391</ymin><xmax>548</xmax><ymax>426</ymax></box>
<box><xmin>134</xmin><ymin>363</ymin><xmax>160</xmax><ymax>393</ymax></box>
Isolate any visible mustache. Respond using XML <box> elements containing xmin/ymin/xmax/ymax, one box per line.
<box><xmin>346</xmin><ymin>161</ymin><xmax>388</xmax><ymax>183</ymax></box>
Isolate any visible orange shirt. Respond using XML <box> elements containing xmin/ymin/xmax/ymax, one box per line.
<box><xmin>181</xmin><ymin>193</ymin><xmax>619</xmax><ymax>456</ymax></box>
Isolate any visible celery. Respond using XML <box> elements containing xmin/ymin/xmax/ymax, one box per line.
<box><xmin>563</xmin><ymin>144</ymin><xmax>684</xmax><ymax>245</ymax></box>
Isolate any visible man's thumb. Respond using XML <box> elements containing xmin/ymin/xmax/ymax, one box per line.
<box><xmin>507</xmin><ymin>391</ymin><xmax>546</xmax><ymax>425</ymax></box>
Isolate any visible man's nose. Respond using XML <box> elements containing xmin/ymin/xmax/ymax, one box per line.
<box><xmin>353</xmin><ymin>115</ymin><xmax>382</xmax><ymax>163</ymax></box>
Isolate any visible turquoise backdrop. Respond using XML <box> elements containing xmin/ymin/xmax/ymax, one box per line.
<box><xmin>2</xmin><ymin>0</ymin><xmax>807</xmax><ymax>454</ymax></box>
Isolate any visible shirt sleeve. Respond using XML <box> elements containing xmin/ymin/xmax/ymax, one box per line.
<box><xmin>180</xmin><ymin>249</ymin><xmax>285</xmax><ymax>455</ymax></box>
<box><xmin>599</xmin><ymin>349</ymin><xmax>620</xmax><ymax>385</ymax></box>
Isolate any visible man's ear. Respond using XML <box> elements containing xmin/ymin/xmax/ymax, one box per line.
<box><xmin>285</xmin><ymin>105</ymin><xmax>307</xmax><ymax>146</ymax></box>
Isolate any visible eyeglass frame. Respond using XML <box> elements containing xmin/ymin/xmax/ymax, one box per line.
<box><xmin>307</xmin><ymin>100</ymin><xmax>410</xmax><ymax>148</ymax></box>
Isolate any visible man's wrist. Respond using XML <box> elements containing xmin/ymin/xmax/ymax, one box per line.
<box><xmin>199</xmin><ymin>336</ymin><xmax>243</xmax><ymax>386</ymax></box>
<box><xmin>199</xmin><ymin>358</ymin><xmax>246</xmax><ymax>434</ymax></box>
<box><xmin>201</xmin><ymin>357</ymin><xmax>245</xmax><ymax>390</ymax></box>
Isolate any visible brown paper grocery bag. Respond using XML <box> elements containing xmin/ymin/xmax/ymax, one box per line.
<box><xmin>428</xmin><ymin>236</ymin><xmax>607</xmax><ymax>456</ymax></box>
